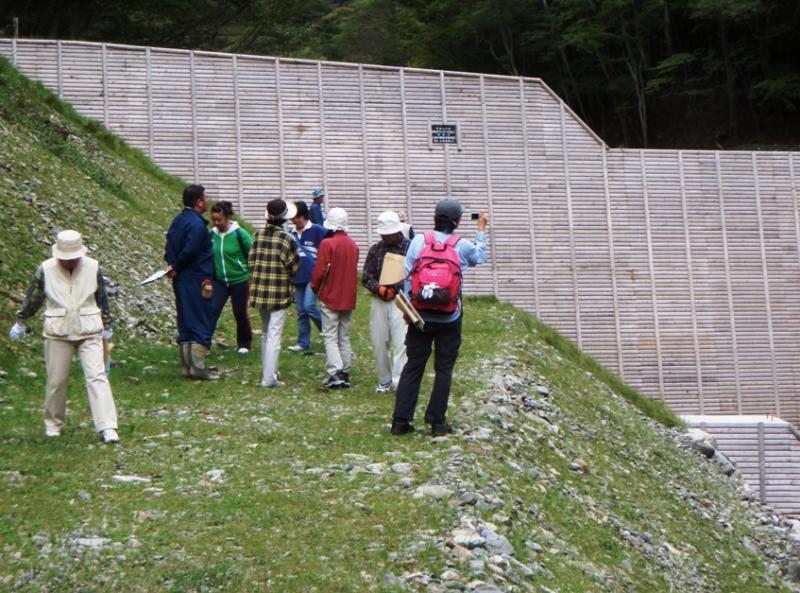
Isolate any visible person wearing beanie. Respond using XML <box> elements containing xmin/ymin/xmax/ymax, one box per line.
<box><xmin>248</xmin><ymin>198</ymin><xmax>300</xmax><ymax>387</ymax></box>
<box><xmin>9</xmin><ymin>230</ymin><xmax>120</xmax><ymax>443</ymax></box>
<box><xmin>287</xmin><ymin>200</ymin><xmax>330</xmax><ymax>355</ymax></box>
<box><xmin>311</xmin><ymin>207</ymin><xmax>359</xmax><ymax>389</ymax></box>
<box><xmin>362</xmin><ymin>211</ymin><xmax>410</xmax><ymax>393</ymax></box>
<box><xmin>164</xmin><ymin>184</ymin><xmax>218</xmax><ymax>380</ymax></box>
<box><xmin>391</xmin><ymin>198</ymin><xmax>489</xmax><ymax>437</ymax></box>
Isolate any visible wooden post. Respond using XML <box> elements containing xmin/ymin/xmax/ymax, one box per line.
<box><xmin>101</xmin><ymin>43</ymin><xmax>109</xmax><ymax>128</ymax></box>
<box><xmin>190</xmin><ymin>50</ymin><xmax>199</xmax><ymax>183</ymax></box>
<box><xmin>400</xmin><ymin>69</ymin><xmax>413</xmax><ymax>229</ymax></box>
<box><xmin>519</xmin><ymin>79</ymin><xmax>540</xmax><ymax>317</ymax></box>
<box><xmin>56</xmin><ymin>40</ymin><xmax>63</xmax><ymax>98</ymax></box>
<box><xmin>560</xmin><ymin>102</ymin><xmax>582</xmax><ymax>347</ymax></box>
<box><xmin>146</xmin><ymin>47</ymin><xmax>154</xmax><ymax>159</ymax></box>
<box><xmin>752</xmin><ymin>153</ymin><xmax>780</xmax><ymax>417</ymax></box>
<box><xmin>316</xmin><ymin>62</ymin><xmax>328</xmax><ymax>201</ymax></box>
<box><xmin>602</xmin><ymin>147</ymin><xmax>624</xmax><ymax>378</ymax></box>
<box><xmin>678</xmin><ymin>151</ymin><xmax>704</xmax><ymax>412</ymax></box>
<box><xmin>440</xmin><ymin>71</ymin><xmax>450</xmax><ymax>195</ymax></box>
<box><xmin>12</xmin><ymin>17</ymin><xmax>18</xmax><ymax>39</ymax></box>
<box><xmin>641</xmin><ymin>151</ymin><xmax>666</xmax><ymax>401</ymax></box>
<box><xmin>233</xmin><ymin>55</ymin><xmax>244</xmax><ymax>216</ymax></box>
<box><xmin>359</xmin><ymin>65</ymin><xmax>373</xmax><ymax>244</ymax></box>
<box><xmin>715</xmin><ymin>152</ymin><xmax>742</xmax><ymax>412</ymax></box>
<box><xmin>479</xmin><ymin>75</ymin><xmax>500</xmax><ymax>297</ymax></box>
<box><xmin>275</xmin><ymin>58</ymin><xmax>285</xmax><ymax>198</ymax></box>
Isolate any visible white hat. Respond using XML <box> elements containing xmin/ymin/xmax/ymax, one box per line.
<box><xmin>265</xmin><ymin>198</ymin><xmax>297</xmax><ymax>222</ymax></box>
<box><xmin>52</xmin><ymin>230</ymin><xmax>87</xmax><ymax>260</ymax></box>
<box><xmin>376</xmin><ymin>211</ymin><xmax>402</xmax><ymax>235</ymax></box>
<box><xmin>324</xmin><ymin>207</ymin><xmax>349</xmax><ymax>232</ymax></box>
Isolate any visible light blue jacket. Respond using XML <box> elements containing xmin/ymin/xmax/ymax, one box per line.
<box><xmin>404</xmin><ymin>230</ymin><xmax>488</xmax><ymax>323</ymax></box>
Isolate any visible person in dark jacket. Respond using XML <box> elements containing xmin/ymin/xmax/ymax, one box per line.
<box><xmin>309</xmin><ymin>188</ymin><xmax>326</xmax><ymax>225</ymax></box>
<box><xmin>288</xmin><ymin>200</ymin><xmax>329</xmax><ymax>354</ymax></box>
<box><xmin>362</xmin><ymin>211</ymin><xmax>410</xmax><ymax>393</ymax></box>
<box><xmin>164</xmin><ymin>184</ymin><xmax>217</xmax><ymax>380</ymax></box>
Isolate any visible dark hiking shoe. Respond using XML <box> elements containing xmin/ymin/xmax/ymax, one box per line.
<box><xmin>431</xmin><ymin>423</ymin><xmax>455</xmax><ymax>437</ymax></box>
<box><xmin>391</xmin><ymin>422</ymin><xmax>415</xmax><ymax>436</ymax></box>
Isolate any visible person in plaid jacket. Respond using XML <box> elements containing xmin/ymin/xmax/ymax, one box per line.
<box><xmin>248</xmin><ymin>199</ymin><xmax>300</xmax><ymax>387</ymax></box>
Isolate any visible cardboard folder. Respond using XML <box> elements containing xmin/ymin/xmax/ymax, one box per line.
<box><xmin>379</xmin><ymin>252</ymin><xmax>406</xmax><ymax>286</ymax></box>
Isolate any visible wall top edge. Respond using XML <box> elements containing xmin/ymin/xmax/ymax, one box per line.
<box><xmin>0</xmin><ymin>37</ymin><xmax>544</xmax><ymax>83</ymax></box>
<box><xmin>611</xmin><ymin>147</ymin><xmax>800</xmax><ymax>156</ymax></box>
<box><xmin>0</xmin><ymin>37</ymin><xmax>607</xmax><ymax>149</ymax></box>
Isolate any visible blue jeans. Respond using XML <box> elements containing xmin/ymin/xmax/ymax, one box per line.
<box><xmin>294</xmin><ymin>283</ymin><xmax>322</xmax><ymax>350</ymax></box>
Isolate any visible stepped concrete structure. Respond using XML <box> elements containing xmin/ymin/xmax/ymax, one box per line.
<box><xmin>3</xmin><ymin>38</ymin><xmax>799</xmax><ymax>513</ymax></box>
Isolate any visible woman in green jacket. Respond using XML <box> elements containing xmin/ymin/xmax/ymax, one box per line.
<box><xmin>211</xmin><ymin>201</ymin><xmax>253</xmax><ymax>353</ymax></box>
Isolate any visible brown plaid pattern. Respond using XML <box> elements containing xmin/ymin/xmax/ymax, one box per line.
<box><xmin>247</xmin><ymin>225</ymin><xmax>300</xmax><ymax>311</ymax></box>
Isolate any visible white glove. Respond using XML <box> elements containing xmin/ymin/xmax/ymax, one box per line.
<box><xmin>102</xmin><ymin>328</ymin><xmax>113</xmax><ymax>341</ymax></box>
<box><xmin>9</xmin><ymin>321</ymin><xmax>26</xmax><ymax>341</ymax></box>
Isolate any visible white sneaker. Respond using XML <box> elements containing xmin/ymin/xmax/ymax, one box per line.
<box><xmin>287</xmin><ymin>345</ymin><xmax>305</xmax><ymax>353</ymax></box>
<box><xmin>237</xmin><ymin>347</ymin><xmax>250</xmax><ymax>354</ymax></box>
<box><xmin>45</xmin><ymin>426</ymin><xmax>61</xmax><ymax>438</ymax></box>
<box><xmin>259</xmin><ymin>380</ymin><xmax>286</xmax><ymax>388</ymax></box>
<box><xmin>101</xmin><ymin>428</ymin><xmax>120</xmax><ymax>444</ymax></box>
<box><xmin>375</xmin><ymin>382</ymin><xmax>392</xmax><ymax>393</ymax></box>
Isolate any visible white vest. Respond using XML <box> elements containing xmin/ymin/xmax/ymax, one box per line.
<box><xmin>41</xmin><ymin>256</ymin><xmax>104</xmax><ymax>340</ymax></box>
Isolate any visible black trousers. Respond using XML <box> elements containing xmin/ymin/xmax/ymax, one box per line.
<box><xmin>211</xmin><ymin>279</ymin><xmax>253</xmax><ymax>350</ymax></box>
<box><xmin>392</xmin><ymin>316</ymin><xmax>462</xmax><ymax>426</ymax></box>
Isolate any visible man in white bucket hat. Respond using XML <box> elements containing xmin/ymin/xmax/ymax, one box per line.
<box><xmin>362</xmin><ymin>211</ymin><xmax>410</xmax><ymax>393</ymax></box>
<box><xmin>9</xmin><ymin>230</ymin><xmax>120</xmax><ymax>443</ymax></box>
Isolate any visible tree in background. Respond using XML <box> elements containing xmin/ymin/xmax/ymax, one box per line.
<box><xmin>2</xmin><ymin>0</ymin><xmax>798</xmax><ymax>148</ymax></box>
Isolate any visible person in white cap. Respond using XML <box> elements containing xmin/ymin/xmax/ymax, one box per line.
<box><xmin>8</xmin><ymin>230</ymin><xmax>120</xmax><ymax>443</ymax></box>
<box><xmin>311</xmin><ymin>207</ymin><xmax>360</xmax><ymax>389</ymax></box>
<box><xmin>362</xmin><ymin>211</ymin><xmax>410</xmax><ymax>393</ymax></box>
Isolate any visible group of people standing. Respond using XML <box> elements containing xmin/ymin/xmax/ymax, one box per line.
<box><xmin>9</xmin><ymin>183</ymin><xmax>489</xmax><ymax>442</ymax></box>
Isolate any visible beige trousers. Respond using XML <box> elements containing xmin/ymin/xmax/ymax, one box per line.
<box><xmin>369</xmin><ymin>296</ymin><xmax>408</xmax><ymax>388</ymax></box>
<box><xmin>44</xmin><ymin>335</ymin><xmax>118</xmax><ymax>433</ymax></box>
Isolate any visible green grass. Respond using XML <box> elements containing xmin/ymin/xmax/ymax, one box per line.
<box><xmin>0</xmin><ymin>297</ymin><xmax>789</xmax><ymax>592</ymax></box>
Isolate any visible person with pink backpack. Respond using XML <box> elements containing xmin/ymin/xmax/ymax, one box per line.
<box><xmin>391</xmin><ymin>198</ymin><xmax>489</xmax><ymax>437</ymax></box>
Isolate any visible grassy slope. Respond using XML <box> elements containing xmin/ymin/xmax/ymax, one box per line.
<box><xmin>0</xmin><ymin>58</ymin><xmax>792</xmax><ymax>592</ymax></box>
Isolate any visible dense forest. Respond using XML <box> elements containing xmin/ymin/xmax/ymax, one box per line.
<box><xmin>2</xmin><ymin>0</ymin><xmax>799</xmax><ymax>148</ymax></box>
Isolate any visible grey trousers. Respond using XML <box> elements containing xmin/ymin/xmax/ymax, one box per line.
<box><xmin>320</xmin><ymin>304</ymin><xmax>353</xmax><ymax>377</ymax></box>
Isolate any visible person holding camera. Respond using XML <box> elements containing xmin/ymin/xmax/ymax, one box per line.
<box><xmin>390</xmin><ymin>198</ymin><xmax>488</xmax><ymax>437</ymax></box>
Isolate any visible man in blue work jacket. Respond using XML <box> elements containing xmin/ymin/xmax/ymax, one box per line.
<box><xmin>164</xmin><ymin>184</ymin><xmax>218</xmax><ymax>380</ymax></box>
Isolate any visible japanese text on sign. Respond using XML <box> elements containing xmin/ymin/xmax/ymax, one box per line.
<box><xmin>431</xmin><ymin>124</ymin><xmax>458</xmax><ymax>145</ymax></box>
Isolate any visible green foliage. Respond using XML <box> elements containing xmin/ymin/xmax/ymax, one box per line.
<box><xmin>3</xmin><ymin>0</ymin><xmax>799</xmax><ymax>146</ymax></box>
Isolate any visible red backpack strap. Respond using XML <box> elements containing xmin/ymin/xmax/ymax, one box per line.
<box><xmin>423</xmin><ymin>231</ymin><xmax>436</xmax><ymax>246</ymax></box>
<box><xmin>444</xmin><ymin>234</ymin><xmax>460</xmax><ymax>248</ymax></box>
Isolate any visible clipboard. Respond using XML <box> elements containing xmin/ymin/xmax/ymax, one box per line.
<box><xmin>395</xmin><ymin>290</ymin><xmax>425</xmax><ymax>331</ymax></box>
